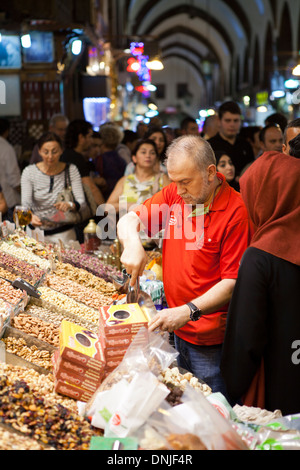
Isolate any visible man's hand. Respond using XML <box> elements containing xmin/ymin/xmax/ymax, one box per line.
<box><xmin>120</xmin><ymin>242</ymin><xmax>148</xmax><ymax>286</ymax></box>
<box><xmin>118</xmin><ymin>211</ymin><xmax>148</xmax><ymax>286</ymax></box>
<box><xmin>148</xmin><ymin>305</ymin><xmax>190</xmax><ymax>333</ymax></box>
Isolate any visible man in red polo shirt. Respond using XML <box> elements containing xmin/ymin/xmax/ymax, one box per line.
<box><xmin>117</xmin><ymin>135</ymin><xmax>252</xmax><ymax>394</ymax></box>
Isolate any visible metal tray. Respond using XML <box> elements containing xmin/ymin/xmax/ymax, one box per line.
<box><xmin>0</xmin><ymin>325</ymin><xmax>57</xmax><ymax>375</ymax></box>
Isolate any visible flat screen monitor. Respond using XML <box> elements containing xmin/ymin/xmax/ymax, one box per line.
<box><xmin>23</xmin><ymin>31</ymin><xmax>54</xmax><ymax>64</ymax></box>
<box><xmin>0</xmin><ymin>34</ymin><xmax>22</xmax><ymax>69</ymax></box>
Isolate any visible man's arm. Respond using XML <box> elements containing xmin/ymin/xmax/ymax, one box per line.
<box><xmin>148</xmin><ymin>278</ymin><xmax>236</xmax><ymax>332</ymax></box>
<box><xmin>117</xmin><ymin>211</ymin><xmax>148</xmax><ymax>286</ymax></box>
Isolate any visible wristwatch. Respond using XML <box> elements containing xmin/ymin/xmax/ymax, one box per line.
<box><xmin>187</xmin><ymin>302</ymin><xmax>202</xmax><ymax>321</ymax></box>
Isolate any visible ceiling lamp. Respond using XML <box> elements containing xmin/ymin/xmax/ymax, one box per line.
<box><xmin>292</xmin><ymin>64</ymin><xmax>300</xmax><ymax>76</ymax></box>
<box><xmin>285</xmin><ymin>78</ymin><xmax>299</xmax><ymax>90</ymax></box>
<box><xmin>71</xmin><ymin>39</ymin><xmax>82</xmax><ymax>56</ymax></box>
<box><xmin>147</xmin><ymin>58</ymin><xmax>164</xmax><ymax>70</ymax></box>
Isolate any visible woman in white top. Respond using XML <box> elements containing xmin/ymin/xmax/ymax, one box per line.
<box><xmin>21</xmin><ymin>132</ymin><xmax>85</xmax><ymax>245</ymax></box>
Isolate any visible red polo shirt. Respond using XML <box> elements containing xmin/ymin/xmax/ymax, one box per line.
<box><xmin>135</xmin><ymin>173</ymin><xmax>252</xmax><ymax>346</ymax></box>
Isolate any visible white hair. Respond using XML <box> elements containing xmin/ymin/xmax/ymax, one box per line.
<box><xmin>165</xmin><ymin>135</ymin><xmax>216</xmax><ymax>171</ymax></box>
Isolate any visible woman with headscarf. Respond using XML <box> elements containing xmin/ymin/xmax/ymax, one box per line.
<box><xmin>220</xmin><ymin>151</ymin><xmax>300</xmax><ymax>416</ymax></box>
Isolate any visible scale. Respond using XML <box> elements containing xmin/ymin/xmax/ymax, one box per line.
<box><xmin>0</xmin><ymin>277</ymin><xmax>41</xmax><ymax>299</ymax></box>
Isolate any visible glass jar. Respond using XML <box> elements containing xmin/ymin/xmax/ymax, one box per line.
<box><xmin>83</xmin><ymin>219</ymin><xmax>101</xmax><ymax>253</ymax></box>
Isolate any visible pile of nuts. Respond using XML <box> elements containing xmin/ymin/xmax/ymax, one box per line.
<box><xmin>0</xmin><ymin>363</ymin><xmax>78</xmax><ymax>413</ymax></box>
<box><xmin>25</xmin><ymin>303</ymin><xmax>98</xmax><ymax>334</ymax></box>
<box><xmin>0</xmin><ymin>425</ymin><xmax>54</xmax><ymax>450</ymax></box>
<box><xmin>2</xmin><ymin>336</ymin><xmax>53</xmax><ymax>370</ymax></box>
<box><xmin>0</xmin><ymin>277</ymin><xmax>26</xmax><ymax>306</ymax></box>
<box><xmin>6</xmin><ymin>233</ymin><xmax>53</xmax><ymax>259</ymax></box>
<box><xmin>0</xmin><ymin>375</ymin><xmax>101</xmax><ymax>449</ymax></box>
<box><xmin>38</xmin><ymin>286</ymin><xmax>100</xmax><ymax>324</ymax></box>
<box><xmin>54</xmin><ymin>261</ymin><xmax>116</xmax><ymax>297</ymax></box>
<box><xmin>12</xmin><ymin>313</ymin><xmax>59</xmax><ymax>347</ymax></box>
<box><xmin>0</xmin><ymin>251</ymin><xmax>45</xmax><ymax>285</ymax></box>
<box><xmin>0</xmin><ymin>242</ymin><xmax>52</xmax><ymax>271</ymax></box>
<box><xmin>0</xmin><ymin>266</ymin><xmax>16</xmax><ymax>282</ymax></box>
<box><xmin>62</xmin><ymin>249</ymin><xmax>121</xmax><ymax>282</ymax></box>
<box><xmin>46</xmin><ymin>274</ymin><xmax>113</xmax><ymax>309</ymax></box>
<box><xmin>158</xmin><ymin>367</ymin><xmax>212</xmax><ymax>396</ymax></box>
<box><xmin>0</xmin><ymin>299</ymin><xmax>11</xmax><ymax>325</ymax></box>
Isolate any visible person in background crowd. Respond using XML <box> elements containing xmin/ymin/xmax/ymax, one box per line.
<box><xmin>124</xmin><ymin>127</ymin><xmax>169</xmax><ymax>175</ymax></box>
<box><xmin>149</xmin><ymin>116</ymin><xmax>163</xmax><ymax>128</ymax></box>
<box><xmin>265</xmin><ymin>112</ymin><xmax>288</xmax><ymax>134</ymax></box>
<box><xmin>221</xmin><ymin>150</ymin><xmax>300</xmax><ymax>416</ymax></box>
<box><xmin>21</xmin><ymin>132</ymin><xmax>85</xmax><ymax>245</ymax></box>
<box><xmin>61</xmin><ymin>120</ymin><xmax>104</xmax><ymax>243</ymax></box>
<box><xmin>0</xmin><ymin>184</ymin><xmax>8</xmax><ymax>218</ymax></box>
<box><xmin>163</xmin><ymin>126</ymin><xmax>176</xmax><ymax>145</ymax></box>
<box><xmin>106</xmin><ymin>139</ymin><xmax>169</xmax><ymax>215</ymax></box>
<box><xmin>208</xmin><ymin>101</ymin><xmax>254</xmax><ymax>178</ymax></box>
<box><xmin>61</xmin><ymin>119</ymin><xmax>104</xmax><ymax>205</ymax></box>
<box><xmin>95</xmin><ymin>123</ymin><xmax>127</xmax><ymax>200</ymax></box>
<box><xmin>180</xmin><ymin>117</ymin><xmax>200</xmax><ymax>136</ymax></box>
<box><xmin>136</xmin><ymin>122</ymin><xmax>148</xmax><ymax>139</ymax></box>
<box><xmin>201</xmin><ymin>114</ymin><xmax>220</xmax><ymax>140</ymax></box>
<box><xmin>30</xmin><ymin>114</ymin><xmax>69</xmax><ymax>164</ymax></box>
<box><xmin>215</xmin><ymin>151</ymin><xmax>239</xmax><ymax>191</ymax></box>
<box><xmin>88</xmin><ymin>131</ymin><xmax>102</xmax><ymax>168</ymax></box>
<box><xmin>282</xmin><ymin>118</ymin><xmax>300</xmax><ymax>155</ymax></box>
<box><xmin>145</xmin><ymin>126</ymin><xmax>168</xmax><ymax>161</ymax></box>
<box><xmin>259</xmin><ymin>123</ymin><xmax>283</xmax><ymax>153</ymax></box>
<box><xmin>117</xmin><ymin>135</ymin><xmax>252</xmax><ymax>395</ymax></box>
<box><xmin>0</xmin><ymin>118</ymin><xmax>21</xmax><ymax>222</ymax></box>
<box><xmin>145</xmin><ymin>126</ymin><xmax>169</xmax><ymax>173</ymax></box>
<box><xmin>289</xmin><ymin>132</ymin><xmax>300</xmax><ymax>158</ymax></box>
<box><xmin>87</xmin><ymin>132</ymin><xmax>107</xmax><ymax>195</ymax></box>
<box><xmin>239</xmin><ymin>126</ymin><xmax>262</xmax><ymax>159</ymax></box>
<box><xmin>117</xmin><ymin>129</ymin><xmax>138</xmax><ymax>165</ymax></box>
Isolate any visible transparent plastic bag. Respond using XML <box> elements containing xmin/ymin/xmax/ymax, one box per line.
<box><xmin>104</xmin><ymin>371</ymin><xmax>170</xmax><ymax>438</ymax></box>
<box><xmin>82</xmin><ymin>328</ymin><xmax>178</xmax><ymax>429</ymax></box>
<box><xmin>136</xmin><ymin>384</ymin><xmax>249</xmax><ymax>450</ymax></box>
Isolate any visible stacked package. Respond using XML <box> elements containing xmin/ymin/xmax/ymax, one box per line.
<box><xmin>99</xmin><ymin>303</ymin><xmax>151</xmax><ymax>376</ymax></box>
<box><xmin>52</xmin><ymin>320</ymin><xmax>106</xmax><ymax>402</ymax></box>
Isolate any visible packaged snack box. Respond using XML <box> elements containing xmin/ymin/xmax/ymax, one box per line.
<box><xmin>54</xmin><ymin>379</ymin><xmax>94</xmax><ymax>402</ymax></box>
<box><xmin>59</xmin><ymin>320</ymin><xmax>105</xmax><ymax>373</ymax></box>
<box><xmin>99</xmin><ymin>303</ymin><xmax>151</xmax><ymax>339</ymax></box>
<box><xmin>52</xmin><ymin>350</ymin><xmax>102</xmax><ymax>381</ymax></box>
<box><xmin>52</xmin><ymin>351</ymin><xmax>103</xmax><ymax>394</ymax></box>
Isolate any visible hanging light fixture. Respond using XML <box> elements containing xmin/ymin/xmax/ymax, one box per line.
<box><xmin>292</xmin><ymin>64</ymin><xmax>300</xmax><ymax>76</ymax></box>
<box><xmin>146</xmin><ymin>57</ymin><xmax>164</xmax><ymax>70</ymax></box>
<box><xmin>71</xmin><ymin>39</ymin><xmax>82</xmax><ymax>56</ymax></box>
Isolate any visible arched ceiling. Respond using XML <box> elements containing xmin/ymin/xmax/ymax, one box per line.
<box><xmin>120</xmin><ymin>0</ymin><xmax>300</xmax><ymax>100</ymax></box>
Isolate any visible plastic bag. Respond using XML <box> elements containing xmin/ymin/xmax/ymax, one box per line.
<box><xmin>136</xmin><ymin>384</ymin><xmax>249</xmax><ymax>450</ymax></box>
<box><xmin>105</xmin><ymin>371</ymin><xmax>170</xmax><ymax>438</ymax></box>
<box><xmin>82</xmin><ymin>328</ymin><xmax>178</xmax><ymax>428</ymax></box>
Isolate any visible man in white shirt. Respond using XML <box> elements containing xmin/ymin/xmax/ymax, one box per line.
<box><xmin>0</xmin><ymin>119</ymin><xmax>21</xmax><ymax>220</ymax></box>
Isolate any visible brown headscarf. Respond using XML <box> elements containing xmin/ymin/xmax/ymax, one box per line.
<box><xmin>239</xmin><ymin>151</ymin><xmax>300</xmax><ymax>266</ymax></box>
